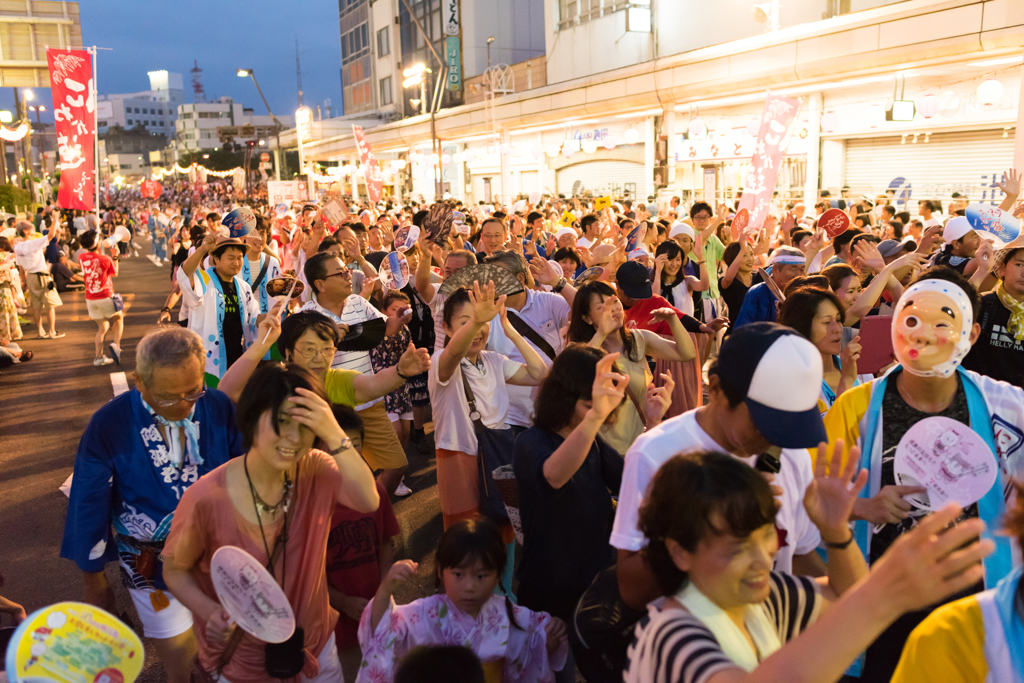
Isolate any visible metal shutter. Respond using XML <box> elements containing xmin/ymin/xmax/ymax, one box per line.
<box><xmin>556</xmin><ymin>160</ymin><xmax>646</xmax><ymax>198</ymax></box>
<box><xmin>843</xmin><ymin>130</ymin><xmax>1014</xmax><ymax>207</ymax></box>
<box><xmin>519</xmin><ymin>170</ymin><xmax>539</xmax><ymax>196</ymax></box>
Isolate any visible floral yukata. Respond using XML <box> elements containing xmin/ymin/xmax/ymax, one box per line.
<box><xmin>356</xmin><ymin>593</ymin><xmax>567</xmax><ymax>683</ymax></box>
<box><xmin>370</xmin><ymin>326</ymin><xmax>412</xmax><ymax>416</ymax></box>
<box><xmin>60</xmin><ymin>389</ymin><xmax>244</xmax><ymax>591</ymax></box>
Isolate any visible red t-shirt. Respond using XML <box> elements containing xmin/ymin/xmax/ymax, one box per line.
<box><xmin>325</xmin><ymin>480</ymin><xmax>400</xmax><ymax>650</ymax></box>
<box><xmin>79</xmin><ymin>251</ymin><xmax>115</xmax><ymax>300</ymax></box>
<box><xmin>622</xmin><ymin>295</ymin><xmax>684</xmax><ymax>335</ymax></box>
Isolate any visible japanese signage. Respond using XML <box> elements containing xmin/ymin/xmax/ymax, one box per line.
<box><xmin>737</xmin><ymin>93</ymin><xmax>799</xmax><ymax>232</ymax></box>
<box><xmin>47</xmin><ymin>49</ymin><xmax>95</xmax><ymax>210</ymax></box>
<box><xmin>267</xmin><ymin>180</ymin><xmax>305</xmax><ymax>205</ymax></box>
<box><xmin>446</xmin><ymin>37</ymin><xmax>461</xmax><ymax>91</ymax></box>
<box><xmin>352</xmin><ymin>125</ymin><xmax>383</xmax><ymax>203</ymax></box>
<box><xmin>444</xmin><ymin>0</ymin><xmax>460</xmax><ymax>35</ymax></box>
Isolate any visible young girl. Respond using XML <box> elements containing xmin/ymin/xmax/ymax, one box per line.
<box><xmin>428</xmin><ymin>280</ymin><xmax>547</xmax><ymax>536</ymax></box>
<box><xmin>358</xmin><ymin>519</ymin><xmax>568</xmax><ymax>683</ymax></box>
<box><xmin>371</xmin><ymin>290</ymin><xmax>415</xmax><ymax>449</ymax></box>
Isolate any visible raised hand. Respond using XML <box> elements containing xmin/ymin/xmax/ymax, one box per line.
<box><xmin>469</xmin><ymin>280</ymin><xmax>506</xmax><ymax>324</ymax></box>
<box><xmin>648</xmin><ymin>307</ymin><xmax>680</xmax><ymax>326</ymax></box>
<box><xmin>840</xmin><ymin>335</ymin><xmax>862</xmax><ymax>382</ymax></box>
<box><xmin>382</xmin><ymin>559</ymin><xmax>418</xmax><ymax>593</ymax></box>
<box><xmin>804</xmin><ymin>439</ymin><xmax>867</xmax><ymax>542</ymax></box>
<box><xmin>997</xmin><ymin>168</ymin><xmax>1021</xmax><ymax>199</ymax></box>
<box><xmin>853</xmin><ymin>239</ymin><xmax>885</xmax><ymax>272</ymax></box>
<box><xmin>397</xmin><ymin>342</ymin><xmax>431</xmax><ymax>377</ymax></box>
<box><xmin>644</xmin><ymin>373</ymin><xmax>675</xmax><ymax>426</ymax></box>
<box><xmin>587</xmin><ymin>353</ymin><xmax>628</xmax><ymax>422</ymax></box>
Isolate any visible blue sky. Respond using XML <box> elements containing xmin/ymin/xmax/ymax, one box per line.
<box><xmin>0</xmin><ymin>0</ymin><xmax>344</xmax><ymax>123</ymax></box>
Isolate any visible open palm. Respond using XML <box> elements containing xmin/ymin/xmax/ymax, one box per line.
<box><xmin>804</xmin><ymin>439</ymin><xmax>867</xmax><ymax>541</ymax></box>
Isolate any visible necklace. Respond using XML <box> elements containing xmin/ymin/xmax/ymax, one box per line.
<box><xmin>243</xmin><ymin>454</ymin><xmax>293</xmax><ymax>516</ymax></box>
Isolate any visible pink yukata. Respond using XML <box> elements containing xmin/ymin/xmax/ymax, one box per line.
<box><xmin>356</xmin><ymin>593</ymin><xmax>568</xmax><ymax>683</ymax></box>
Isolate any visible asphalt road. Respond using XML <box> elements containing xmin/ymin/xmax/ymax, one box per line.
<box><xmin>0</xmin><ymin>240</ymin><xmax>446</xmax><ymax>680</ymax></box>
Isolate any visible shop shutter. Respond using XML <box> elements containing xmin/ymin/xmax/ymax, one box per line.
<box><xmin>556</xmin><ymin>160</ymin><xmax>646</xmax><ymax>198</ymax></box>
<box><xmin>519</xmin><ymin>170</ymin><xmax>539</xmax><ymax>195</ymax></box>
<box><xmin>843</xmin><ymin>130</ymin><xmax>1014</xmax><ymax>208</ymax></box>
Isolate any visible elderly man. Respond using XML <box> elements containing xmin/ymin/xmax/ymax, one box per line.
<box><xmin>734</xmin><ymin>246</ymin><xmax>806</xmax><ymax>327</ymax></box>
<box><xmin>60</xmin><ymin>327</ymin><xmax>245</xmax><ymax>683</ymax></box>
<box><xmin>14</xmin><ymin>218</ymin><xmax>64</xmax><ymax>339</ymax></box>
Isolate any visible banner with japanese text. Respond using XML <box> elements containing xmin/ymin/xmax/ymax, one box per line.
<box><xmin>47</xmin><ymin>49</ymin><xmax>95</xmax><ymax>211</ymax></box>
<box><xmin>735</xmin><ymin>93</ymin><xmax>799</xmax><ymax>239</ymax></box>
<box><xmin>352</xmin><ymin>125</ymin><xmax>383</xmax><ymax>203</ymax></box>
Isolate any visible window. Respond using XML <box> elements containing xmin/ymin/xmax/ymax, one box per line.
<box><xmin>143</xmin><ymin>108</ymin><xmax>149</xmax><ymax>114</ymax></box>
<box><xmin>121</xmin><ymin>163</ymin><xmax>132</xmax><ymax>169</ymax></box>
<box><xmin>379</xmin><ymin>76</ymin><xmax>392</xmax><ymax>105</ymax></box>
<box><xmin>126</xmin><ymin>119</ymin><xmax>133</xmax><ymax>125</ymax></box>
<box><xmin>377</xmin><ymin>27</ymin><xmax>389</xmax><ymax>56</ymax></box>
<box><xmin>159</xmin><ymin>109</ymin><xmax>164</xmax><ymax>115</ymax></box>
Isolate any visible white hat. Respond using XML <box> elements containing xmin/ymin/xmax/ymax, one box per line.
<box><xmin>555</xmin><ymin>227</ymin><xmax>577</xmax><ymax>241</ymax></box>
<box><xmin>669</xmin><ymin>222</ymin><xmax>694</xmax><ymax>240</ymax></box>
<box><xmin>628</xmin><ymin>246</ymin><xmax>649</xmax><ymax>260</ymax></box>
<box><xmin>943</xmin><ymin>216</ymin><xmax>974</xmax><ymax>243</ymax></box>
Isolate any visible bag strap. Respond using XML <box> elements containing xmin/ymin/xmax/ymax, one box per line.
<box><xmin>251</xmin><ymin>256</ymin><xmax>272</xmax><ymax>289</ymax></box>
<box><xmin>623</xmin><ymin>382</ymin><xmax>648</xmax><ymax>430</ymax></box>
<box><xmin>459</xmin><ymin>362</ymin><xmax>487</xmax><ymax>432</ymax></box>
<box><xmin>505</xmin><ymin>309</ymin><xmax>556</xmax><ymax>361</ymax></box>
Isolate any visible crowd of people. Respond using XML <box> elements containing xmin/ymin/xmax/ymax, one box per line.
<box><xmin>4</xmin><ymin>169</ymin><xmax>1024</xmax><ymax>683</ymax></box>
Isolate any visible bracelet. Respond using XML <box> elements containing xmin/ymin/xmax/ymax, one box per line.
<box><xmin>327</xmin><ymin>436</ymin><xmax>354</xmax><ymax>456</ymax></box>
<box><xmin>161</xmin><ymin>306</ymin><xmax>171</xmax><ymax>313</ymax></box>
<box><xmin>824</xmin><ymin>533</ymin><xmax>855</xmax><ymax>550</ymax></box>
<box><xmin>552</xmin><ymin>277</ymin><xmax>568</xmax><ymax>293</ymax></box>
<box><xmin>396</xmin><ymin>369</ymin><xmax>412</xmax><ymax>381</ymax></box>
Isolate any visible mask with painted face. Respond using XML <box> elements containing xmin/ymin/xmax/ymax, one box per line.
<box><xmin>891</xmin><ymin>279</ymin><xmax>974</xmax><ymax>378</ymax></box>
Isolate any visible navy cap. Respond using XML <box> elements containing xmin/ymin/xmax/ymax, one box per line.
<box><xmin>615</xmin><ymin>260</ymin><xmax>652</xmax><ymax>300</ymax></box>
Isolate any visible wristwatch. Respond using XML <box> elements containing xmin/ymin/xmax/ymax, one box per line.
<box><xmin>396</xmin><ymin>369</ymin><xmax>412</xmax><ymax>381</ymax></box>
<box><xmin>552</xmin><ymin>277</ymin><xmax>568</xmax><ymax>293</ymax></box>
<box><xmin>327</xmin><ymin>436</ymin><xmax>354</xmax><ymax>456</ymax></box>
<box><xmin>824</xmin><ymin>533</ymin><xmax>855</xmax><ymax>550</ymax></box>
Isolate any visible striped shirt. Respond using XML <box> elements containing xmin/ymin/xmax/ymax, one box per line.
<box><xmin>624</xmin><ymin>572</ymin><xmax>822</xmax><ymax>683</ymax></box>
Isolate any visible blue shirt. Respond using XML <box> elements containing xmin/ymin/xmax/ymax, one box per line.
<box><xmin>734</xmin><ymin>282</ymin><xmax>778</xmax><ymax>328</ymax></box>
<box><xmin>44</xmin><ymin>237</ymin><xmax>61</xmax><ymax>265</ymax></box>
<box><xmin>60</xmin><ymin>389</ymin><xmax>244</xmax><ymax>589</ymax></box>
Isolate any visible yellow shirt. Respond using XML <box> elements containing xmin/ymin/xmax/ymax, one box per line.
<box><xmin>892</xmin><ymin>594</ymin><xmax>988</xmax><ymax>683</ymax></box>
<box><xmin>324</xmin><ymin>368</ymin><xmax>359</xmax><ymax>408</ymax></box>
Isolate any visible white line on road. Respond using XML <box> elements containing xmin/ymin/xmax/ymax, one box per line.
<box><xmin>111</xmin><ymin>371</ymin><xmax>129</xmax><ymax>397</ymax></box>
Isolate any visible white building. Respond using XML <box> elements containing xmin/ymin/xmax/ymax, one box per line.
<box><xmin>174</xmin><ymin>97</ymin><xmax>293</xmax><ymax>155</ymax></box>
<box><xmin>96</xmin><ymin>71</ymin><xmax>185</xmax><ymax>138</ymax></box>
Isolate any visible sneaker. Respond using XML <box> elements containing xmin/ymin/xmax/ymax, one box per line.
<box><xmin>94</xmin><ymin>357</ymin><xmax>114</xmax><ymax>366</ymax></box>
<box><xmin>49</xmin><ymin>332</ymin><xmax>66</xmax><ymax>339</ymax></box>
<box><xmin>394</xmin><ymin>480</ymin><xmax>413</xmax><ymax>497</ymax></box>
<box><xmin>108</xmin><ymin>343</ymin><xmax>121</xmax><ymax>365</ymax></box>
<box><xmin>35</xmin><ymin>331</ymin><xmax>49</xmax><ymax>339</ymax></box>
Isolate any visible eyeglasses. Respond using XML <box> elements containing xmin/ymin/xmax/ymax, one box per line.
<box><xmin>153</xmin><ymin>388</ymin><xmax>206</xmax><ymax>407</ymax></box>
<box><xmin>322</xmin><ymin>270</ymin><xmax>350</xmax><ymax>280</ymax></box>
<box><xmin>293</xmin><ymin>346</ymin><xmax>337</xmax><ymax>360</ymax></box>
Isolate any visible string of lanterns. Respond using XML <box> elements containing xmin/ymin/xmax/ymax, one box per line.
<box><xmin>0</xmin><ymin>121</ymin><xmax>30</xmax><ymax>142</ymax></box>
<box><xmin>151</xmin><ymin>162</ymin><xmax>239</xmax><ymax>179</ymax></box>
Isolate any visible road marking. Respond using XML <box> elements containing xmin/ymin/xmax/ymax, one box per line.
<box><xmin>111</xmin><ymin>371</ymin><xmax>129</xmax><ymax>396</ymax></box>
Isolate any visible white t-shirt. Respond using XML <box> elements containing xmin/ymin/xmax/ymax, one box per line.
<box><xmin>922</xmin><ymin>216</ymin><xmax>942</xmax><ymax>230</ymax></box>
<box><xmin>610</xmin><ymin>410</ymin><xmax>820</xmax><ymax>574</ymax></box>
<box><xmin>427</xmin><ymin>349</ymin><xmax>521</xmax><ymax>455</ymax></box>
<box><xmin>577</xmin><ymin>236</ymin><xmax>595</xmax><ymax>250</ymax></box>
<box><xmin>486</xmin><ymin>289</ymin><xmax>569</xmax><ymax>427</ymax></box>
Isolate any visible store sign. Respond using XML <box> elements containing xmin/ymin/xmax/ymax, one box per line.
<box><xmin>444</xmin><ymin>0</ymin><xmax>459</xmax><ymax>35</ymax></box>
<box><xmin>446</xmin><ymin>37</ymin><xmax>461</xmax><ymax>91</ymax></box>
<box><xmin>737</xmin><ymin>93</ymin><xmax>800</xmax><ymax>234</ymax></box>
<box><xmin>352</xmin><ymin>125</ymin><xmax>383</xmax><ymax>202</ymax></box>
<box><xmin>47</xmin><ymin>48</ymin><xmax>96</xmax><ymax>210</ymax></box>
<box><xmin>267</xmin><ymin>180</ymin><xmax>304</xmax><ymax>204</ymax></box>
<box><xmin>572</xmin><ymin>128</ymin><xmax>610</xmax><ymax>142</ymax></box>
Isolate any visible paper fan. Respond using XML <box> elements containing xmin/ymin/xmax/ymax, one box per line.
<box><xmin>394</xmin><ymin>224</ymin><xmax>420</xmax><ymax>252</ymax></box>
<box><xmin>337</xmin><ymin>318</ymin><xmax>387</xmax><ymax>351</ymax></box>
<box><xmin>438</xmin><ymin>263</ymin><xmax>524</xmax><ymax>299</ymax></box>
<box><xmin>573</xmin><ymin>266</ymin><xmax>604</xmax><ymax>287</ymax></box>
<box><xmin>379</xmin><ymin>251</ymin><xmax>411</xmax><ymax>290</ymax></box>
<box><xmin>424</xmin><ymin>203</ymin><xmax>454</xmax><ymax>245</ymax></box>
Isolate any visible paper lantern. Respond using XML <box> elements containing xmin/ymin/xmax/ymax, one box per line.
<box><xmin>820</xmin><ymin>110</ymin><xmax>839</xmax><ymax>133</ymax></box>
<box><xmin>603</xmin><ymin>137</ymin><xmax>617</xmax><ymax>150</ymax></box>
<box><xmin>687</xmin><ymin>118</ymin><xmax>708</xmax><ymax>140</ymax></box>
<box><xmin>745</xmin><ymin>117</ymin><xmax>760</xmax><ymax>136</ymax></box>
<box><xmin>441</xmin><ymin>153</ymin><xmax>451</xmax><ymax>164</ymax></box>
<box><xmin>429</xmin><ymin>153</ymin><xmax>439</xmax><ymax>165</ymax></box>
<box><xmin>624</xmin><ymin>126</ymin><xmax>640</xmax><ymax>144</ymax></box>
<box><xmin>918</xmin><ymin>94</ymin><xmax>939</xmax><ymax>119</ymax></box>
<box><xmin>866</xmin><ymin>104</ymin><xmax>884</xmax><ymax>128</ymax></box>
<box><xmin>714</xmin><ymin>117</ymin><xmax>731</xmax><ymax>138</ymax></box>
<box><xmin>530</xmin><ymin>143</ymin><xmax>543</xmax><ymax>159</ymax></box>
<box><xmin>546</xmin><ymin>145</ymin><xmax>562</xmax><ymax>158</ymax></box>
<box><xmin>394</xmin><ymin>159</ymin><xmax>407</xmax><ymax>169</ymax></box>
<box><xmin>977</xmin><ymin>79</ymin><xmax>1003</xmax><ymax>108</ymax></box>
<box><xmin>563</xmin><ymin>139</ymin><xmax>581</xmax><ymax>154</ymax></box>
<box><xmin>581</xmin><ymin>139</ymin><xmax>598</xmax><ymax>153</ymax></box>
<box><xmin>561</xmin><ymin>145</ymin><xmax>575</xmax><ymax>158</ymax></box>
<box><xmin>499</xmin><ymin>142</ymin><xmax>511</xmax><ymax>155</ymax></box>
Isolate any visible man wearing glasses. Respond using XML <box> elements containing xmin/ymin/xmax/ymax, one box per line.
<box><xmin>60</xmin><ymin>327</ymin><xmax>245</xmax><ymax>683</ymax></box>
<box><xmin>301</xmin><ymin>252</ymin><xmax>416</xmax><ymax>495</ymax></box>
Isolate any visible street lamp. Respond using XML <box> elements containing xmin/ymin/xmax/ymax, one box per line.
<box><xmin>28</xmin><ymin>105</ymin><xmax>45</xmax><ymax>175</ymax></box>
<box><xmin>402</xmin><ymin>64</ymin><xmax>430</xmax><ymax>116</ymax></box>
<box><xmin>237</xmin><ymin>68</ymin><xmax>284</xmax><ymax>181</ymax></box>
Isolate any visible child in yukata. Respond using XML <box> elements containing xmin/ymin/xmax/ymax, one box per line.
<box><xmin>357</xmin><ymin>518</ymin><xmax>568</xmax><ymax>683</ymax></box>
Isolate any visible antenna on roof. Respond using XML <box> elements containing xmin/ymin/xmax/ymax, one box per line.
<box><xmin>295</xmin><ymin>38</ymin><xmax>303</xmax><ymax>106</ymax></box>
<box><xmin>191</xmin><ymin>59</ymin><xmax>205</xmax><ymax>103</ymax></box>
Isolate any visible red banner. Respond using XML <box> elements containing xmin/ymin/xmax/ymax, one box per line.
<box><xmin>735</xmin><ymin>93</ymin><xmax>799</xmax><ymax>239</ymax></box>
<box><xmin>352</xmin><ymin>125</ymin><xmax>383</xmax><ymax>203</ymax></box>
<box><xmin>47</xmin><ymin>49</ymin><xmax>95</xmax><ymax>211</ymax></box>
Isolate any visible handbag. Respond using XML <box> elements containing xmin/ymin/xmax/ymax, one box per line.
<box><xmin>460</xmin><ymin>366</ymin><xmax>516</xmax><ymax>525</ymax></box>
<box><xmin>112</xmin><ymin>294</ymin><xmax>124</xmax><ymax>312</ymax></box>
<box><xmin>571</xmin><ymin>565</ymin><xmax>646</xmax><ymax>683</ymax></box>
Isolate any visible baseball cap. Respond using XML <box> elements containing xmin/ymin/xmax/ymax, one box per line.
<box><xmin>714</xmin><ymin>322</ymin><xmax>826</xmax><ymax>449</ymax></box>
<box><xmin>877</xmin><ymin>239</ymin><xmax>908</xmax><ymax>258</ymax></box>
<box><xmin>943</xmin><ymin>216</ymin><xmax>974</xmax><ymax>243</ymax></box>
<box><xmin>615</xmin><ymin>260</ymin><xmax>653</xmax><ymax>299</ymax></box>
<box><xmin>669</xmin><ymin>222</ymin><xmax>695</xmax><ymax>240</ymax></box>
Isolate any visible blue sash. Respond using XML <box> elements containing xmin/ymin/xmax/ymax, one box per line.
<box><xmin>995</xmin><ymin>567</ymin><xmax>1024</xmax><ymax>676</ymax></box>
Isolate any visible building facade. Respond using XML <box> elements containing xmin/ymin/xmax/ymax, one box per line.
<box><xmin>96</xmin><ymin>71</ymin><xmax>185</xmax><ymax>139</ymax></box>
<box><xmin>174</xmin><ymin>97</ymin><xmax>292</xmax><ymax>156</ymax></box>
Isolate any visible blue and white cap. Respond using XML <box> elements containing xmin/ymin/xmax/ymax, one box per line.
<box><xmin>716</xmin><ymin>322</ymin><xmax>826</xmax><ymax>449</ymax></box>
